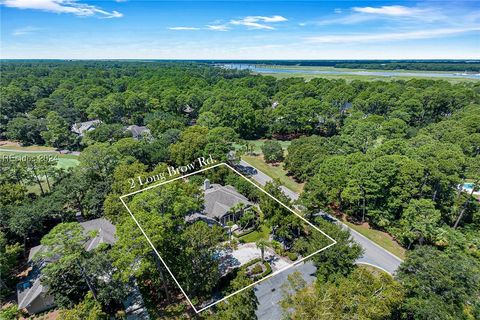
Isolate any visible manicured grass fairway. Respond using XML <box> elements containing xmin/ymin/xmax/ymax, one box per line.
<box><xmin>242</xmin><ymin>155</ymin><xmax>303</xmax><ymax>194</ymax></box>
<box><xmin>246</xmin><ymin>139</ymin><xmax>291</xmax><ymax>153</ymax></box>
<box><xmin>233</xmin><ymin>139</ymin><xmax>291</xmax><ymax>154</ymax></box>
<box><xmin>0</xmin><ymin>144</ymin><xmax>80</xmax><ymax>170</ymax></box>
<box><xmin>0</xmin><ymin>147</ymin><xmax>80</xmax><ymax>194</ymax></box>
<box><xmin>343</xmin><ymin>220</ymin><xmax>406</xmax><ymax>260</ymax></box>
<box><xmin>0</xmin><ymin>150</ymin><xmax>80</xmax><ymax>169</ymax></box>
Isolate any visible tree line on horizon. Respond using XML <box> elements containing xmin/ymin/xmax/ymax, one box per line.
<box><xmin>0</xmin><ymin>61</ymin><xmax>479</xmax><ymax>319</ymax></box>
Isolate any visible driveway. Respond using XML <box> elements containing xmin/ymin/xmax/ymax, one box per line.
<box><xmin>219</xmin><ymin>243</ymin><xmax>291</xmax><ymax>275</ymax></box>
<box><xmin>238</xmin><ymin>159</ymin><xmax>404</xmax><ymax>319</ymax></box>
<box><xmin>254</xmin><ymin>261</ymin><xmax>317</xmax><ymax>320</ymax></box>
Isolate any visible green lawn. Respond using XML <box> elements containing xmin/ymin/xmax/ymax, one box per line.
<box><xmin>0</xmin><ymin>146</ymin><xmax>80</xmax><ymax>195</ymax></box>
<box><xmin>239</xmin><ymin>224</ymin><xmax>270</xmax><ymax>243</ymax></box>
<box><xmin>233</xmin><ymin>139</ymin><xmax>291</xmax><ymax>154</ymax></box>
<box><xmin>242</xmin><ymin>155</ymin><xmax>303</xmax><ymax>194</ymax></box>
<box><xmin>0</xmin><ymin>150</ymin><xmax>80</xmax><ymax>169</ymax></box>
<box><xmin>343</xmin><ymin>220</ymin><xmax>406</xmax><ymax>260</ymax></box>
<box><xmin>247</xmin><ymin>139</ymin><xmax>291</xmax><ymax>153</ymax></box>
<box><xmin>0</xmin><ymin>144</ymin><xmax>57</xmax><ymax>151</ymax></box>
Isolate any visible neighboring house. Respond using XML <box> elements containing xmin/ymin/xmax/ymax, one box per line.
<box><xmin>196</xmin><ymin>179</ymin><xmax>253</xmax><ymax>226</ymax></box>
<box><xmin>71</xmin><ymin>119</ymin><xmax>102</xmax><ymax>136</ymax></box>
<box><xmin>341</xmin><ymin>102</ymin><xmax>352</xmax><ymax>114</ymax></box>
<box><xmin>183</xmin><ymin>105</ymin><xmax>195</xmax><ymax>114</ymax></box>
<box><xmin>17</xmin><ymin>218</ymin><xmax>116</xmax><ymax>315</ymax></box>
<box><xmin>125</xmin><ymin>125</ymin><xmax>151</xmax><ymax>140</ymax></box>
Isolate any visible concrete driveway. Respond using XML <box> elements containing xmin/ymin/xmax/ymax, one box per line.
<box><xmin>219</xmin><ymin>243</ymin><xmax>291</xmax><ymax>275</ymax></box>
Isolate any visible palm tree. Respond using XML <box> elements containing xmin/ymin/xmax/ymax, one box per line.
<box><xmin>256</xmin><ymin>239</ymin><xmax>269</xmax><ymax>262</ymax></box>
<box><xmin>226</xmin><ymin>221</ymin><xmax>235</xmax><ymax>240</ymax></box>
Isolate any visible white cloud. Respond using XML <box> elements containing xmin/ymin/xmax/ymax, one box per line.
<box><xmin>168</xmin><ymin>26</ymin><xmax>200</xmax><ymax>31</ymax></box>
<box><xmin>231</xmin><ymin>20</ymin><xmax>274</xmax><ymax>30</ymax></box>
<box><xmin>230</xmin><ymin>15</ymin><xmax>287</xmax><ymax>30</ymax></box>
<box><xmin>0</xmin><ymin>0</ymin><xmax>123</xmax><ymax>18</ymax></box>
<box><xmin>306</xmin><ymin>27</ymin><xmax>480</xmax><ymax>43</ymax></box>
<box><xmin>12</xmin><ymin>26</ymin><xmax>40</xmax><ymax>36</ymax></box>
<box><xmin>206</xmin><ymin>24</ymin><xmax>229</xmax><ymax>31</ymax></box>
<box><xmin>352</xmin><ymin>5</ymin><xmax>425</xmax><ymax>16</ymax></box>
<box><xmin>318</xmin><ymin>5</ymin><xmax>445</xmax><ymax>25</ymax></box>
<box><xmin>258</xmin><ymin>15</ymin><xmax>288</xmax><ymax>23</ymax></box>
<box><xmin>170</xmin><ymin>15</ymin><xmax>288</xmax><ymax>32</ymax></box>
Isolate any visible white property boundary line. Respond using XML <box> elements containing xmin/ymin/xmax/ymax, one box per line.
<box><xmin>120</xmin><ymin>162</ymin><xmax>336</xmax><ymax>313</ymax></box>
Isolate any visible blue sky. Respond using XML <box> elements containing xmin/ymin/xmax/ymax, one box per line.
<box><xmin>1</xmin><ymin>1</ymin><xmax>479</xmax><ymax>59</ymax></box>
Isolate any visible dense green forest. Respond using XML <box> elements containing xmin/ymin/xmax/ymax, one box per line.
<box><xmin>1</xmin><ymin>61</ymin><xmax>479</xmax><ymax>319</ymax></box>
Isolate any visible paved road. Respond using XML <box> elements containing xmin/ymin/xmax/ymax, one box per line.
<box><xmin>254</xmin><ymin>262</ymin><xmax>316</xmax><ymax>320</ymax></box>
<box><xmin>238</xmin><ymin>159</ymin><xmax>404</xmax><ymax>319</ymax></box>
<box><xmin>238</xmin><ymin>160</ymin><xmax>299</xmax><ymax>201</ymax></box>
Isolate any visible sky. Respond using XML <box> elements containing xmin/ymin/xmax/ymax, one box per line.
<box><xmin>1</xmin><ymin>0</ymin><xmax>479</xmax><ymax>59</ymax></box>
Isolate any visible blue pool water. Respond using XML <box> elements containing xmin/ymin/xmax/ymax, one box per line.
<box><xmin>463</xmin><ymin>183</ymin><xmax>475</xmax><ymax>192</ymax></box>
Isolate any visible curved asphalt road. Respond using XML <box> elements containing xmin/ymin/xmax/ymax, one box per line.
<box><xmin>238</xmin><ymin>159</ymin><xmax>404</xmax><ymax>319</ymax></box>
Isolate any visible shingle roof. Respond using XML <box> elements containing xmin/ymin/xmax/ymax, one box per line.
<box><xmin>203</xmin><ymin>184</ymin><xmax>252</xmax><ymax>220</ymax></box>
<box><xmin>27</xmin><ymin>218</ymin><xmax>116</xmax><ymax>263</ymax></box>
<box><xmin>27</xmin><ymin>245</ymin><xmax>43</xmax><ymax>263</ymax></box>
<box><xmin>18</xmin><ymin>218</ymin><xmax>116</xmax><ymax>310</ymax></box>
<box><xmin>17</xmin><ymin>276</ymin><xmax>43</xmax><ymax>309</ymax></box>
<box><xmin>126</xmin><ymin>125</ymin><xmax>150</xmax><ymax>139</ymax></box>
<box><xmin>71</xmin><ymin>119</ymin><xmax>101</xmax><ymax>135</ymax></box>
<box><xmin>81</xmin><ymin>218</ymin><xmax>116</xmax><ymax>250</ymax></box>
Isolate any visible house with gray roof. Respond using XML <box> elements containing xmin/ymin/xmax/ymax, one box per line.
<box><xmin>17</xmin><ymin>218</ymin><xmax>116</xmax><ymax>315</ymax></box>
<box><xmin>125</xmin><ymin>125</ymin><xmax>151</xmax><ymax>140</ymax></box>
<box><xmin>186</xmin><ymin>180</ymin><xmax>253</xmax><ymax>226</ymax></box>
<box><xmin>71</xmin><ymin>119</ymin><xmax>102</xmax><ymax>136</ymax></box>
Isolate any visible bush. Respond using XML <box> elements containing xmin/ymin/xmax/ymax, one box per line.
<box><xmin>261</xmin><ymin>141</ymin><xmax>284</xmax><ymax>163</ymax></box>
<box><xmin>252</xmin><ymin>262</ymin><xmax>272</xmax><ymax>281</ymax></box>
<box><xmin>287</xmin><ymin>252</ymin><xmax>298</xmax><ymax>261</ymax></box>
<box><xmin>0</xmin><ymin>304</ymin><xmax>21</xmax><ymax>320</ymax></box>
<box><xmin>264</xmin><ymin>262</ymin><xmax>272</xmax><ymax>275</ymax></box>
<box><xmin>230</xmin><ymin>238</ymin><xmax>239</xmax><ymax>250</ymax></box>
<box><xmin>251</xmin><ymin>264</ymin><xmax>263</xmax><ymax>275</ymax></box>
<box><xmin>243</xmin><ymin>258</ymin><xmax>261</xmax><ymax>268</ymax></box>
<box><xmin>271</xmin><ymin>240</ymin><xmax>285</xmax><ymax>255</ymax></box>
<box><xmin>58</xmin><ymin>292</ymin><xmax>107</xmax><ymax>320</ymax></box>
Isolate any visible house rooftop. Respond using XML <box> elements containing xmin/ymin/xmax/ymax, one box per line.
<box><xmin>126</xmin><ymin>125</ymin><xmax>150</xmax><ymax>139</ymax></box>
<box><xmin>203</xmin><ymin>183</ymin><xmax>252</xmax><ymax>220</ymax></box>
<box><xmin>18</xmin><ymin>218</ymin><xmax>116</xmax><ymax>310</ymax></box>
<box><xmin>71</xmin><ymin>119</ymin><xmax>101</xmax><ymax>136</ymax></box>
